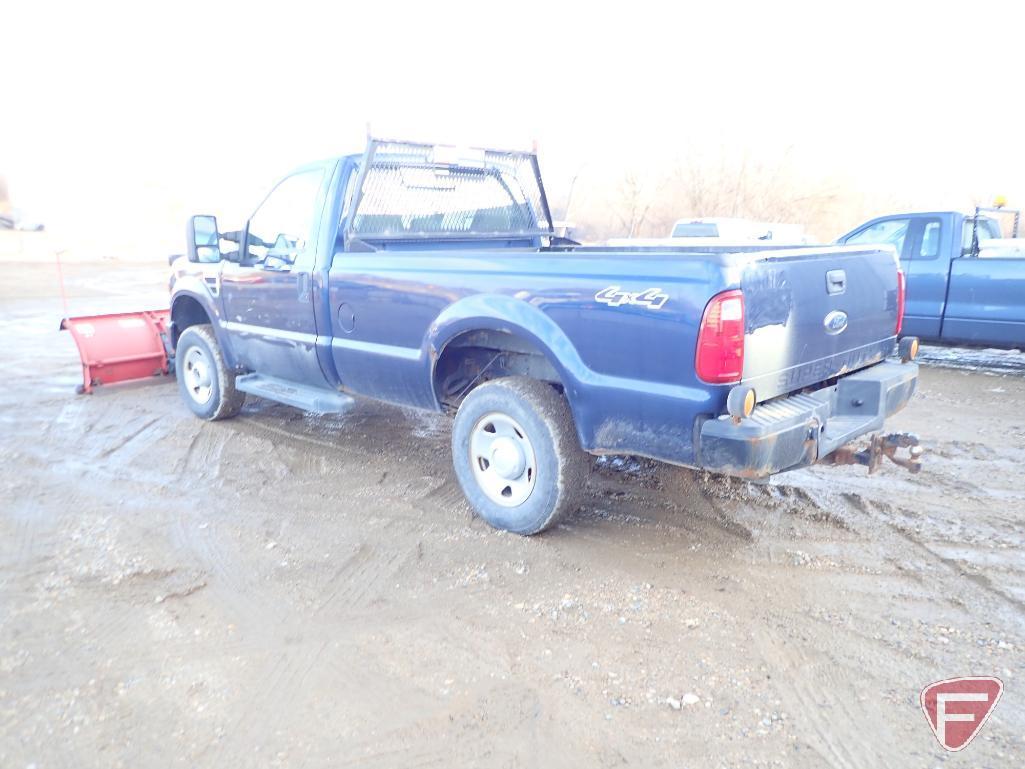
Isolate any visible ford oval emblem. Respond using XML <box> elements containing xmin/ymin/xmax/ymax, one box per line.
<box><xmin>824</xmin><ymin>310</ymin><xmax>848</xmax><ymax>335</ymax></box>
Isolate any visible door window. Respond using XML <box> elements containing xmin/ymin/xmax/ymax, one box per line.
<box><xmin>246</xmin><ymin>170</ymin><xmax>325</xmax><ymax>270</ymax></box>
<box><xmin>844</xmin><ymin>218</ymin><xmax>911</xmax><ymax>258</ymax></box>
<box><xmin>918</xmin><ymin>220</ymin><xmax>942</xmax><ymax>259</ymax></box>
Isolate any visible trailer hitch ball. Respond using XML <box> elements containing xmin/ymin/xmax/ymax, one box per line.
<box><xmin>823</xmin><ymin>432</ymin><xmax>923</xmax><ymax>474</ymax></box>
<box><xmin>880</xmin><ymin>432</ymin><xmax>924</xmax><ymax>474</ymax></box>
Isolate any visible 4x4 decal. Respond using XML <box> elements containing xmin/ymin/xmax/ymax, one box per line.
<box><xmin>594</xmin><ymin>286</ymin><xmax>669</xmax><ymax>310</ymax></box>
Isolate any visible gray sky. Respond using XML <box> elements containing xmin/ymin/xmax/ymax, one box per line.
<box><xmin>4</xmin><ymin>0</ymin><xmax>1025</xmax><ymax>253</ymax></box>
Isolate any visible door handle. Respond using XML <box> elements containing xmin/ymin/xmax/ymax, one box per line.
<box><xmin>826</xmin><ymin>269</ymin><xmax>846</xmax><ymax>295</ymax></box>
<box><xmin>297</xmin><ymin>272</ymin><xmax>312</xmax><ymax>301</ymax></box>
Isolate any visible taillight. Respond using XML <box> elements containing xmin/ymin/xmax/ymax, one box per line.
<box><xmin>895</xmin><ymin>269</ymin><xmax>906</xmax><ymax>335</ymax></box>
<box><xmin>696</xmin><ymin>289</ymin><xmax>745</xmax><ymax>384</ymax></box>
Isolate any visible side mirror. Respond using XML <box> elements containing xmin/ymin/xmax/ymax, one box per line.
<box><xmin>187</xmin><ymin>215</ymin><xmax>222</xmax><ymax>263</ymax></box>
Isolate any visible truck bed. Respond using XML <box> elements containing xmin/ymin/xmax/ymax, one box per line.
<box><xmin>509</xmin><ymin>241</ymin><xmax>900</xmax><ymax>401</ymax></box>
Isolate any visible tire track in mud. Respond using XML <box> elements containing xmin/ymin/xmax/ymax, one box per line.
<box><xmin>204</xmin><ymin>626</ymin><xmax>484</xmax><ymax>768</ymax></box>
<box><xmin>711</xmin><ymin>468</ymin><xmax>1025</xmax><ymax>766</ymax></box>
<box><xmin>748</xmin><ymin>617</ymin><xmax>877</xmax><ymax>769</ymax></box>
<box><xmin>412</xmin><ymin>479</ymin><xmax>467</xmax><ymax>517</ymax></box>
<box><xmin>313</xmin><ymin>537</ymin><xmax>432</xmax><ymax>617</ymax></box>
<box><xmin>235</xmin><ymin>414</ymin><xmax>371</xmax><ymax>458</ymax></box>
<box><xmin>776</xmin><ymin>465</ymin><xmax>1025</xmax><ymax>618</ymax></box>
<box><xmin>172</xmin><ymin>425</ymin><xmax>231</xmax><ymax>484</ymax></box>
<box><xmin>312</xmin><ymin>543</ymin><xmax>375</xmax><ymax>615</ymax></box>
<box><xmin>714</xmin><ymin>497</ymin><xmax>934</xmax><ymax>769</ymax></box>
<box><xmin>4</xmin><ymin>496</ymin><xmax>43</xmax><ymax>570</ymax></box>
<box><xmin>327</xmin><ymin>681</ymin><xmax>544</xmax><ymax>769</ymax></box>
<box><xmin>208</xmin><ymin>639</ymin><xmax>331</xmax><ymax>766</ymax></box>
<box><xmin>578</xmin><ymin>464</ymin><xmax>759</xmax><ymax>543</ymax></box>
<box><xmin>97</xmin><ymin>416</ymin><xmax>161</xmax><ymax>459</ymax></box>
<box><xmin>168</xmin><ymin>506</ymin><xmax>289</xmax><ymax>629</ymax></box>
<box><xmin>886</xmin><ymin>523</ymin><xmax>1025</xmax><ymax>615</ymax></box>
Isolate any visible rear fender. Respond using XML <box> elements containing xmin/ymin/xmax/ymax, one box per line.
<box><xmin>427</xmin><ymin>295</ymin><xmax>589</xmax><ymax>440</ymax></box>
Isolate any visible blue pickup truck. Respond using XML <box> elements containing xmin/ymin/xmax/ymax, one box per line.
<box><xmin>169</xmin><ymin>139</ymin><xmax>920</xmax><ymax>534</ymax></box>
<box><xmin>838</xmin><ymin>209</ymin><xmax>1025</xmax><ymax>348</ymax></box>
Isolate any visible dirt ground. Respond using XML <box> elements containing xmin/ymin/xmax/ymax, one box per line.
<box><xmin>1</xmin><ymin>260</ymin><xmax>1023</xmax><ymax>769</ymax></box>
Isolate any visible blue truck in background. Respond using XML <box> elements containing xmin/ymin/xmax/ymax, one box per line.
<box><xmin>839</xmin><ymin>208</ymin><xmax>1025</xmax><ymax>349</ymax></box>
<box><xmin>169</xmin><ymin>139</ymin><xmax>921</xmax><ymax>534</ymax></box>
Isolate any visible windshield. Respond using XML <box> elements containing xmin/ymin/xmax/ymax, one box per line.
<box><xmin>845</xmin><ymin>218</ymin><xmax>910</xmax><ymax>251</ymax></box>
<box><xmin>672</xmin><ymin>222</ymin><xmax>719</xmax><ymax>238</ymax></box>
<box><xmin>347</xmin><ymin>140</ymin><xmax>553</xmax><ymax>239</ymax></box>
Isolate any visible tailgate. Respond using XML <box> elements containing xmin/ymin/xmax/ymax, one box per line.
<box><xmin>740</xmin><ymin>245</ymin><xmax>899</xmax><ymax>401</ymax></box>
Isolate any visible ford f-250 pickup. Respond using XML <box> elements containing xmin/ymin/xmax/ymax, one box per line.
<box><xmin>169</xmin><ymin>138</ymin><xmax>921</xmax><ymax>535</ymax></box>
<box><xmin>839</xmin><ymin>207</ymin><xmax>1025</xmax><ymax>349</ymax></box>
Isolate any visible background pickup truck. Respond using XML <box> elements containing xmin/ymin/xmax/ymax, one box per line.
<box><xmin>170</xmin><ymin>138</ymin><xmax>920</xmax><ymax>534</ymax></box>
<box><xmin>607</xmin><ymin>217</ymin><xmax>809</xmax><ymax>249</ymax></box>
<box><xmin>838</xmin><ymin>208</ymin><xmax>1025</xmax><ymax>348</ymax></box>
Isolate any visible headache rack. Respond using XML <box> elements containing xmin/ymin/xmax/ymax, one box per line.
<box><xmin>345</xmin><ymin>138</ymin><xmax>554</xmax><ymax>243</ymax></box>
<box><xmin>969</xmin><ymin>203</ymin><xmax>1021</xmax><ymax>257</ymax></box>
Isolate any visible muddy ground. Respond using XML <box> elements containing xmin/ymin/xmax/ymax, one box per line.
<box><xmin>1</xmin><ymin>260</ymin><xmax>1023</xmax><ymax>768</ymax></box>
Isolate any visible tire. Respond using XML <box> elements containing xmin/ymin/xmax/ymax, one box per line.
<box><xmin>451</xmin><ymin>377</ymin><xmax>587</xmax><ymax>535</ymax></box>
<box><xmin>175</xmin><ymin>324</ymin><xmax>245</xmax><ymax>421</ymax></box>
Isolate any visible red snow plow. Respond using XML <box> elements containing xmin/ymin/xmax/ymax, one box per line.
<box><xmin>60</xmin><ymin>310</ymin><xmax>173</xmax><ymax>394</ymax></box>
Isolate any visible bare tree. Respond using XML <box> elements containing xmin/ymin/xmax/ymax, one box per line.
<box><xmin>612</xmin><ymin>171</ymin><xmax>663</xmax><ymax>238</ymax></box>
<box><xmin>651</xmin><ymin>147</ymin><xmax>848</xmax><ymax>239</ymax></box>
<box><xmin>564</xmin><ymin>144</ymin><xmax>916</xmax><ymax>244</ymax></box>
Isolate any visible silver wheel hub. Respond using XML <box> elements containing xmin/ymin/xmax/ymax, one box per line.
<box><xmin>469</xmin><ymin>412</ymin><xmax>537</xmax><ymax>507</ymax></box>
<box><xmin>183</xmin><ymin>346</ymin><xmax>213</xmax><ymax>405</ymax></box>
<box><xmin>489</xmin><ymin>437</ymin><xmax>525</xmax><ymax>479</ymax></box>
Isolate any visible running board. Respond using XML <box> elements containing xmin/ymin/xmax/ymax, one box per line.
<box><xmin>235</xmin><ymin>374</ymin><xmax>355</xmax><ymax>414</ymax></box>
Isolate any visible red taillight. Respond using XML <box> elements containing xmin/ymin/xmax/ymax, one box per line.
<box><xmin>696</xmin><ymin>289</ymin><xmax>745</xmax><ymax>384</ymax></box>
<box><xmin>895</xmin><ymin>269</ymin><xmax>906</xmax><ymax>335</ymax></box>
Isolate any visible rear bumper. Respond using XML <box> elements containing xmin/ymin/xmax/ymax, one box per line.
<box><xmin>697</xmin><ymin>361</ymin><xmax>918</xmax><ymax>478</ymax></box>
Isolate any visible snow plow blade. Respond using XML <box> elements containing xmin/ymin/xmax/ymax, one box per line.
<box><xmin>60</xmin><ymin>310</ymin><xmax>173</xmax><ymax>394</ymax></box>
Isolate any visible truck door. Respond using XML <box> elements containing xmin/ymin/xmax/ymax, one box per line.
<box><xmin>900</xmin><ymin>216</ymin><xmax>950</xmax><ymax>340</ymax></box>
<box><xmin>841</xmin><ymin>216</ymin><xmax>942</xmax><ymax>339</ymax></box>
<box><xmin>219</xmin><ymin>166</ymin><xmax>331</xmax><ymax>386</ymax></box>
<box><xmin>943</xmin><ymin>219</ymin><xmax>1025</xmax><ymax>346</ymax></box>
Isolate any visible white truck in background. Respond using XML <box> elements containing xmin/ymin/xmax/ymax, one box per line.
<box><xmin>608</xmin><ymin>217</ymin><xmax>811</xmax><ymax>248</ymax></box>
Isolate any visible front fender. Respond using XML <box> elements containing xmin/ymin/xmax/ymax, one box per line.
<box><xmin>169</xmin><ymin>281</ymin><xmax>237</xmax><ymax>369</ymax></box>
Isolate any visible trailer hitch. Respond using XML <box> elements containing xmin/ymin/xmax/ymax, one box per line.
<box><xmin>822</xmin><ymin>432</ymin><xmax>923</xmax><ymax>474</ymax></box>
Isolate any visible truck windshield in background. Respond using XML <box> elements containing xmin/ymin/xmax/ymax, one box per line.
<box><xmin>347</xmin><ymin>140</ymin><xmax>553</xmax><ymax>240</ymax></box>
<box><xmin>843</xmin><ymin>217</ymin><xmax>910</xmax><ymax>252</ymax></box>
<box><xmin>666</xmin><ymin>217</ymin><xmax>809</xmax><ymax>243</ymax></box>
<box><xmin>672</xmin><ymin>222</ymin><xmax>719</xmax><ymax>237</ymax></box>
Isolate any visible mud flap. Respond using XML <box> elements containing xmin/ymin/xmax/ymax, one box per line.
<box><xmin>60</xmin><ymin>310</ymin><xmax>173</xmax><ymax>394</ymax></box>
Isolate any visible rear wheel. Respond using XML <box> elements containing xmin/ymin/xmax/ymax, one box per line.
<box><xmin>451</xmin><ymin>377</ymin><xmax>587</xmax><ymax>535</ymax></box>
<box><xmin>175</xmin><ymin>324</ymin><xmax>244</xmax><ymax>421</ymax></box>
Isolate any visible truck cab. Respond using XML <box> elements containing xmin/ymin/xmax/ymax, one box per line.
<box><xmin>838</xmin><ymin>210</ymin><xmax>1025</xmax><ymax>347</ymax></box>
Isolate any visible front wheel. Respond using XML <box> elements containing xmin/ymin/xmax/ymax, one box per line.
<box><xmin>175</xmin><ymin>324</ymin><xmax>245</xmax><ymax>421</ymax></box>
<box><xmin>451</xmin><ymin>377</ymin><xmax>587</xmax><ymax>535</ymax></box>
